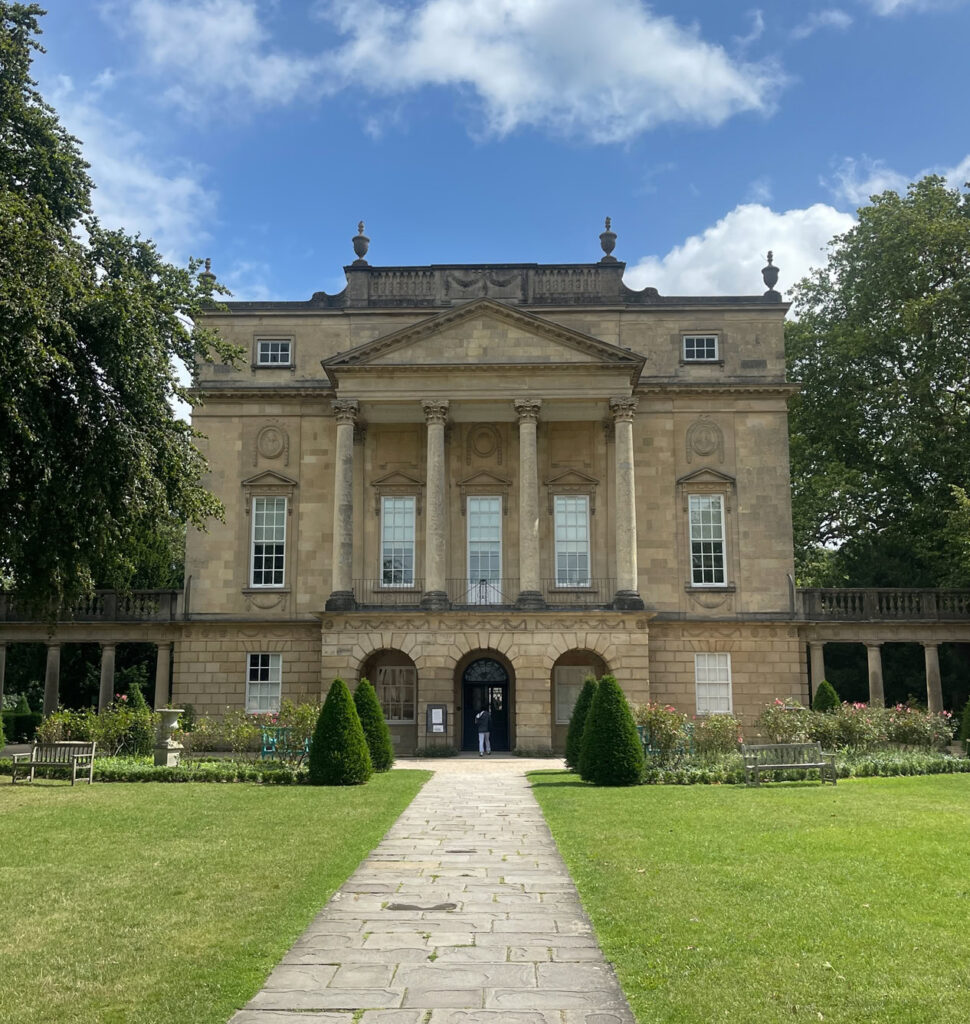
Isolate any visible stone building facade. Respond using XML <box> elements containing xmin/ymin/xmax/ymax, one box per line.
<box><xmin>176</xmin><ymin>228</ymin><xmax>803</xmax><ymax>752</ymax></box>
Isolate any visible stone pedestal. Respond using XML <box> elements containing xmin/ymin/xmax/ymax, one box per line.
<box><xmin>154</xmin><ymin>708</ymin><xmax>185</xmax><ymax>767</ymax></box>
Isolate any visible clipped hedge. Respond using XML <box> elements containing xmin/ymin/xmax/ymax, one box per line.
<box><xmin>812</xmin><ymin>679</ymin><xmax>840</xmax><ymax>712</ymax></box>
<box><xmin>309</xmin><ymin>678</ymin><xmax>372</xmax><ymax>786</ymax></box>
<box><xmin>564</xmin><ymin>676</ymin><xmax>597</xmax><ymax>770</ymax></box>
<box><xmin>2</xmin><ymin>709</ymin><xmax>43</xmax><ymax>743</ymax></box>
<box><xmin>0</xmin><ymin>755</ymin><xmax>306</xmax><ymax>784</ymax></box>
<box><xmin>579</xmin><ymin>674</ymin><xmax>644</xmax><ymax>786</ymax></box>
<box><xmin>354</xmin><ymin>677</ymin><xmax>394</xmax><ymax>772</ymax></box>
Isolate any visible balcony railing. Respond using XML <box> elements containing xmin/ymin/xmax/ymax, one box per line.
<box><xmin>797</xmin><ymin>588</ymin><xmax>970</xmax><ymax>621</ymax></box>
<box><xmin>543</xmin><ymin>578</ymin><xmax>615</xmax><ymax>607</ymax></box>
<box><xmin>0</xmin><ymin>589</ymin><xmax>181</xmax><ymax>623</ymax></box>
<box><xmin>353</xmin><ymin>579</ymin><xmax>427</xmax><ymax>607</ymax></box>
<box><xmin>447</xmin><ymin>578</ymin><xmax>520</xmax><ymax>607</ymax></box>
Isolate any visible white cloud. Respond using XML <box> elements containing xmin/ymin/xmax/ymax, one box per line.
<box><xmin>47</xmin><ymin>75</ymin><xmax>218</xmax><ymax>264</ymax></box>
<box><xmin>863</xmin><ymin>0</ymin><xmax>963</xmax><ymax>13</ymax></box>
<box><xmin>118</xmin><ymin>0</ymin><xmax>326</xmax><ymax>114</ymax></box>
<box><xmin>826</xmin><ymin>153</ymin><xmax>970</xmax><ymax>205</ymax></box>
<box><xmin>734</xmin><ymin>9</ymin><xmax>765</xmax><ymax>47</ymax></box>
<box><xmin>790</xmin><ymin>9</ymin><xmax>853</xmax><ymax>39</ymax></box>
<box><xmin>115</xmin><ymin>0</ymin><xmax>786</xmax><ymax>141</ymax></box>
<box><xmin>623</xmin><ymin>202</ymin><xmax>855</xmax><ymax>297</ymax></box>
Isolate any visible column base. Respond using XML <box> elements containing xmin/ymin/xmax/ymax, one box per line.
<box><xmin>420</xmin><ymin>590</ymin><xmax>451</xmax><ymax>611</ymax></box>
<box><xmin>515</xmin><ymin>590</ymin><xmax>546</xmax><ymax>610</ymax></box>
<box><xmin>325</xmin><ymin>591</ymin><xmax>357</xmax><ymax>611</ymax></box>
<box><xmin>613</xmin><ymin>591</ymin><xmax>645</xmax><ymax>611</ymax></box>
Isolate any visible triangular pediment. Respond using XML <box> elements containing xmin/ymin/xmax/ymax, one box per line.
<box><xmin>544</xmin><ymin>468</ymin><xmax>600</xmax><ymax>487</ymax></box>
<box><xmin>323</xmin><ymin>298</ymin><xmax>643</xmax><ymax>377</ymax></box>
<box><xmin>241</xmin><ymin>470</ymin><xmax>298</xmax><ymax>488</ymax></box>
<box><xmin>457</xmin><ymin>469</ymin><xmax>511</xmax><ymax>488</ymax></box>
<box><xmin>371</xmin><ymin>470</ymin><xmax>425</xmax><ymax>488</ymax></box>
<box><xmin>676</xmin><ymin>468</ymin><xmax>736</xmax><ymax>487</ymax></box>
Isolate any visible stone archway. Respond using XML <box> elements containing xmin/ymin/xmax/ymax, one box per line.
<box><xmin>359</xmin><ymin>649</ymin><xmax>418</xmax><ymax>755</ymax></box>
<box><xmin>454</xmin><ymin>649</ymin><xmax>516</xmax><ymax>752</ymax></box>
<box><xmin>550</xmin><ymin>649</ymin><xmax>608</xmax><ymax>753</ymax></box>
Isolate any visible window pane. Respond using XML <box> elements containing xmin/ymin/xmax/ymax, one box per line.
<box><xmin>381</xmin><ymin>497</ymin><xmax>415</xmax><ymax>586</ymax></box>
<box><xmin>375</xmin><ymin>666</ymin><xmax>417</xmax><ymax>722</ymax></box>
<box><xmin>683</xmin><ymin>335</ymin><xmax>718</xmax><ymax>361</ymax></box>
<box><xmin>252</xmin><ymin>497</ymin><xmax>286</xmax><ymax>586</ymax></box>
<box><xmin>695</xmin><ymin>653</ymin><xmax>732</xmax><ymax>715</ymax></box>
<box><xmin>467</xmin><ymin>497</ymin><xmax>502</xmax><ymax>603</ymax></box>
<box><xmin>246</xmin><ymin>653</ymin><xmax>281</xmax><ymax>713</ymax></box>
<box><xmin>554</xmin><ymin>666</ymin><xmax>591</xmax><ymax>724</ymax></box>
<box><xmin>257</xmin><ymin>339</ymin><xmax>291</xmax><ymax>364</ymax></box>
<box><xmin>554</xmin><ymin>495</ymin><xmax>590</xmax><ymax>586</ymax></box>
<box><xmin>689</xmin><ymin>495</ymin><xmax>725</xmax><ymax>585</ymax></box>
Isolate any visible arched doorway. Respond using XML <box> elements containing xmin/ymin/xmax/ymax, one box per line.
<box><xmin>459</xmin><ymin>656</ymin><xmax>511</xmax><ymax>751</ymax></box>
<box><xmin>359</xmin><ymin>649</ymin><xmax>418</xmax><ymax>755</ymax></box>
<box><xmin>551</xmin><ymin>650</ymin><xmax>608</xmax><ymax>753</ymax></box>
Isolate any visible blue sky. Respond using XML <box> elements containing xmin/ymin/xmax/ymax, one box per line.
<box><xmin>36</xmin><ymin>0</ymin><xmax>970</xmax><ymax>303</ymax></box>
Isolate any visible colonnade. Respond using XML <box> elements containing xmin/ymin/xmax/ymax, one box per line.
<box><xmin>0</xmin><ymin>640</ymin><xmax>172</xmax><ymax>715</ymax></box>
<box><xmin>325</xmin><ymin>395</ymin><xmax>643</xmax><ymax>611</ymax></box>
<box><xmin>809</xmin><ymin>639</ymin><xmax>945</xmax><ymax>712</ymax></box>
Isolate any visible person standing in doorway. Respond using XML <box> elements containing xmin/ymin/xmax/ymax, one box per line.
<box><xmin>475</xmin><ymin>704</ymin><xmax>492</xmax><ymax>756</ymax></box>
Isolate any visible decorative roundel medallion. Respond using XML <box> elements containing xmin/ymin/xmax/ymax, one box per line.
<box><xmin>690</xmin><ymin>423</ymin><xmax>719</xmax><ymax>457</ymax></box>
<box><xmin>257</xmin><ymin>425</ymin><xmax>285</xmax><ymax>460</ymax></box>
<box><xmin>468</xmin><ymin>424</ymin><xmax>501</xmax><ymax>462</ymax></box>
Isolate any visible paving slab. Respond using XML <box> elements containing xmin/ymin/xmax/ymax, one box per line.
<box><xmin>229</xmin><ymin>757</ymin><xmax>635</xmax><ymax>1024</ymax></box>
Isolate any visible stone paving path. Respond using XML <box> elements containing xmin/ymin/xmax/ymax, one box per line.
<box><xmin>230</xmin><ymin>756</ymin><xmax>635</xmax><ymax>1024</ymax></box>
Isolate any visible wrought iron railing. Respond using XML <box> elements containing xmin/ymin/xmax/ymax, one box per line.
<box><xmin>353</xmin><ymin>579</ymin><xmax>426</xmax><ymax>607</ymax></box>
<box><xmin>797</xmin><ymin>588</ymin><xmax>970</xmax><ymax>621</ymax></box>
<box><xmin>447</xmin><ymin>578</ymin><xmax>520</xmax><ymax>607</ymax></box>
<box><xmin>542</xmin><ymin>578</ymin><xmax>615</xmax><ymax>607</ymax></box>
<box><xmin>0</xmin><ymin>589</ymin><xmax>181</xmax><ymax>623</ymax></box>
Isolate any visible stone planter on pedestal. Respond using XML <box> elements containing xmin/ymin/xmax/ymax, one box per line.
<box><xmin>155</xmin><ymin>708</ymin><xmax>184</xmax><ymax>767</ymax></box>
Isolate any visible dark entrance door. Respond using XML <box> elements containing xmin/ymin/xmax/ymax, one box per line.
<box><xmin>461</xmin><ymin>658</ymin><xmax>510</xmax><ymax>751</ymax></box>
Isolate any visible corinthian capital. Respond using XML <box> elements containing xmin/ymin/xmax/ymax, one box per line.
<box><xmin>609</xmin><ymin>396</ymin><xmax>638</xmax><ymax>423</ymax></box>
<box><xmin>513</xmin><ymin>397</ymin><xmax>542</xmax><ymax>422</ymax></box>
<box><xmin>331</xmin><ymin>398</ymin><xmax>359</xmax><ymax>425</ymax></box>
<box><xmin>421</xmin><ymin>399</ymin><xmax>450</xmax><ymax>425</ymax></box>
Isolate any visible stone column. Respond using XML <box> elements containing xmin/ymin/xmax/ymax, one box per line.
<box><xmin>865</xmin><ymin>642</ymin><xmax>885</xmax><ymax>707</ymax></box>
<box><xmin>610</xmin><ymin>396</ymin><xmax>644</xmax><ymax>610</ymax></box>
<box><xmin>98</xmin><ymin>642</ymin><xmax>117</xmax><ymax>712</ymax></box>
<box><xmin>809</xmin><ymin>641</ymin><xmax>827</xmax><ymax>700</ymax></box>
<box><xmin>326</xmin><ymin>398</ymin><xmax>359</xmax><ymax>611</ymax></box>
<box><xmin>514</xmin><ymin>398</ymin><xmax>543</xmax><ymax>609</ymax></box>
<box><xmin>923</xmin><ymin>642</ymin><xmax>943</xmax><ymax>714</ymax></box>
<box><xmin>154</xmin><ymin>641</ymin><xmax>173</xmax><ymax>708</ymax></box>
<box><xmin>43</xmin><ymin>643</ymin><xmax>61</xmax><ymax>716</ymax></box>
<box><xmin>0</xmin><ymin>642</ymin><xmax>6</xmax><ymax>712</ymax></box>
<box><xmin>421</xmin><ymin>399</ymin><xmax>450</xmax><ymax>610</ymax></box>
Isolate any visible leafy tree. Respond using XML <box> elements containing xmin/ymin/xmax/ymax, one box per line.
<box><xmin>353</xmin><ymin>677</ymin><xmax>394</xmax><ymax>772</ymax></box>
<box><xmin>564</xmin><ymin>675</ymin><xmax>597</xmax><ymax>770</ymax></box>
<box><xmin>786</xmin><ymin>176</ymin><xmax>970</xmax><ymax>587</ymax></box>
<box><xmin>308</xmin><ymin>678</ymin><xmax>372</xmax><ymax>786</ymax></box>
<box><xmin>578</xmin><ymin>674</ymin><xmax>644</xmax><ymax>786</ymax></box>
<box><xmin>812</xmin><ymin>679</ymin><xmax>840</xmax><ymax>713</ymax></box>
<box><xmin>0</xmin><ymin>4</ymin><xmax>239</xmax><ymax>615</ymax></box>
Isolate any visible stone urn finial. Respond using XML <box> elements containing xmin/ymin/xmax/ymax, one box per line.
<box><xmin>199</xmin><ymin>257</ymin><xmax>216</xmax><ymax>291</ymax></box>
<box><xmin>599</xmin><ymin>217</ymin><xmax>617</xmax><ymax>262</ymax></box>
<box><xmin>352</xmin><ymin>221</ymin><xmax>370</xmax><ymax>264</ymax></box>
<box><xmin>762</xmin><ymin>250</ymin><xmax>780</xmax><ymax>296</ymax></box>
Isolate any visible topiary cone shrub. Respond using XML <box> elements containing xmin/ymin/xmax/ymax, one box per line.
<box><xmin>564</xmin><ymin>676</ymin><xmax>598</xmax><ymax>770</ymax></box>
<box><xmin>309</xmin><ymin>678</ymin><xmax>373</xmax><ymax>786</ymax></box>
<box><xmin>354</xmin><ymin>677</ymin><xmax>395</xmax><ymax>772</ymax></box>
<box><xmin>812</xmin><ymin>679</ymin><xmax>840</xmax><ymax>713</ymax></box>
<box><xmin>578</xmin><ymin>674</ymin><xmax>644</xmax><ymax>786</ymax></box>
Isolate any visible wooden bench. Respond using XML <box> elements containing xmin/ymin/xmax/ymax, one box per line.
<box><xmin>11</xmin><ymin>741</ymin><xmax>96</xmax><ymax>785</ymax></box>
<box><xmin>742</xmin><ymin>741</ymin><xmax>836</xmax><ymax>786</ymax></box>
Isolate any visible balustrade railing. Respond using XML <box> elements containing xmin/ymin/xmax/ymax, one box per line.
<box><xmin>447</xmin><ymin>578</ymin><xmax>520</xmax><ymax>607</ymax></box>
<box><xmin>0</xmin><ymin>589</ymin><xmax>181</xmax><ymax>622</ymax></box>
<box><xmin>543</xmin><ymin>578</ymin><xmax>615</xmax><ymax>607</ymax></box>
<box><xmin>797</xmin><ymin>588</ymin><xmax>970</xmax><ymax>621</ymax></box>
<box><xmin>353</xmin><ymin>579</ymin><xmax>426</xmax><ymax>607</ymax></box>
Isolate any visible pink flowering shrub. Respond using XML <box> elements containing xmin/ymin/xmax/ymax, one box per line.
<box><xmin>632</xmin><ymin>702</ymin><xmax>689</xmax><ymax>761</ymax></box>
<box><xmin>692</xmin><ymin>713</ymin><xmax>743</xmax><ymax>757</ymax></box>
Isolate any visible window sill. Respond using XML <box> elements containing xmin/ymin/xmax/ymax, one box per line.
<box><xmin>250</xmin><ymin>363</ymin><xmax>294</xmax><ymax>371</ymax></box>
<box><xmin>243</xmin><ymin>587</ymin><xmax>290</xmax><ymax>594</ymax></box>
<box><xmin>684</xmin><ymin>583</ymin><xmax>735</xmax><ymax>593</ymax></box>
<box><xmin>679</xmin><ymin>358</ymin><xmax>724</xmax><ymax>366</ymax></box>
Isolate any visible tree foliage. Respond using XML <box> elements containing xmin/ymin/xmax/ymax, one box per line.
<box><xmin>812</xmin><ymin>679</ymin><xmax>840</xmax><ymax>713</ymax></box>
<box><xmin>564</xmin><ymin>675</ymin><xmax>597</xmax><ymax>770</ymax></box>
<box><xmin>0</xmin><ymin>4</ymin><xmax>239</xmax><ymax>612</ymax></box>
<box><xmin>786</xmin><ymin>176</ymin><xmax>970</xmax><ymax>586</ymax></box>
<box><xmin>578</xmin><ymin>674</ymin><xmax>644</xmax><ymax>786</ymax></box>
<box><xmin>353</xmin><ymin>677</ymin><xmax>394</xmax><ymax>772</ymax></box>
<box><xmin>308</xmin><ymin>678</ymin><xmax>372</xmax><ymax>786</ymax></box>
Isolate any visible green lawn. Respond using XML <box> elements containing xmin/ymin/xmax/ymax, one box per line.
<box><xmin>0</xmin><ymin>772</ymin><xmax>429</xmax><ymax>1024</ymax></box>
<box><xmin>531</xmin><ymin>772</ymin><xmax>970</xmax><ymax>1024</ymax></box>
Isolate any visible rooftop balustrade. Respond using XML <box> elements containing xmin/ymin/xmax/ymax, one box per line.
<box><xmin>0</xmin><ymin>590</ymin><xmax>181</xmax><ymax>623</ymax></box>
<box><xmin>796</xmin><ymin>588</ymin><xmax>970</xmax><ymax>621</ymax></box>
